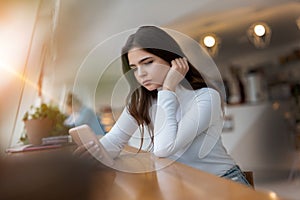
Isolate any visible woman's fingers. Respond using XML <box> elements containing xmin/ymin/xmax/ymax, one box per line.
<box><xmin>171</xmin><ymin>57</ymin><xmax>189</xmax><ymax>75</ymax></box>
<box><xmin>182</xmin><ymin>57</ymin><xmax>189</xmax><ymax>71</ymax></box>
<box><xmin>163</xmin><ymin>57</ymin><xmax>189</xmax><ymax>91</ymax></box>
<box><xmin>73</xmin><ymin>140</ymin><xmax>94</xmax><ymax>156</ymax></box>
<box><xmin>85</xmin><ymin>144</ymin><xmax>103</xmax><ymax>160</ymax></box>
<box><xmin>73</xmin><ymin>145</ymin><xmax>87</xmax><ymax>156</ymax></box>
<box><xmin>73</xmin><ymin>140</ymin><xmax>105</xmax><ymax>162</ymax></box>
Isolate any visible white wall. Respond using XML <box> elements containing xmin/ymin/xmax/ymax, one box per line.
<box><xmin>0</xmin><ymin>1</ymin><xmax>39</xmax><ymax>153</ymax></box>
<box><xmin>0</xmin><ymin>0</ymin><xmax>53</xmax><ymax>152</ymax></box>
<box><xmin>222</xmin><ymin>102</ymin><xmax>294</xmax><ymax>181</ymax></box>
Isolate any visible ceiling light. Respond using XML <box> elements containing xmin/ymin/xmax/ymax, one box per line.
<box><xmin>200</xmin><ymin>33</ymin><xmax>220</xmax><ymax>57</ymax></box>
<box><xmin>254</xmin><ymin>24</ymin><xmax>266</xmax><ymax>37</ymax></box>
<box><xmin>247</xmin><ymin>22</ymin><xmax>271</xmax><ymax>48</ymax></box>
<box><xmin>203</xmin><ymin>35</ymin><xmax>216</xmax><ymax>47</ymax></box>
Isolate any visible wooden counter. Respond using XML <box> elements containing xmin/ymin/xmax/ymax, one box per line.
<box><xmin>2</xmin><ymin>145</ymin><xmax>284</xmax><ymax>200</ymax></box>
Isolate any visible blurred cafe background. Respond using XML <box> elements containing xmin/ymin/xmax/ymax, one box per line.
<box><xmin>0</xmin><ymin>0</ymin><xmax>299</xmax><ymax>198</ymax></box>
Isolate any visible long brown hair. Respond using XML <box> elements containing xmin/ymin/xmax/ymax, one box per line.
<box><xmin>121</xmin><ymin>26</ymin><xmax>208</xmax><ymax>151</ymax></box>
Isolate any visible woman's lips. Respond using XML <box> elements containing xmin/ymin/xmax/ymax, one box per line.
<box><xmin>142</xmin><ymin>80</ymin><xmax>151</xmax><ymax>85</ymax></box>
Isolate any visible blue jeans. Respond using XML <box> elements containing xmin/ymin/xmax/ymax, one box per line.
<box><xmin>221</xmin><ymin>165</ymin><xmax>252</xmax><ymax>187</ymax></box>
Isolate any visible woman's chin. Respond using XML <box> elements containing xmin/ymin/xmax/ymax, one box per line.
<box><xmin>144</xmin><ymin>84</ymin><xmax>160</xmax><ymax>91</ymax></box>
<box><xmin>145</xmin><ymin>87</ymin><xmax>155</xmax><ymax>91</ymax></box>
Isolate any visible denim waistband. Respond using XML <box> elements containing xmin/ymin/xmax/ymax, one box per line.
<box><xmin>221</xmin><ymin>165</ymin><xmax>241</xmax><ymax>177</ymax></box>
<box><xmin>220</xmin><ymin>165</ymin><xmax>252</xmax><ymax>187</ymax></box>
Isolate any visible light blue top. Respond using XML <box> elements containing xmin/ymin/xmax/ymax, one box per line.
<box><xmin>65</xmin><ymin>106</ymin><xmax>105</xmax><ymax>135</ymax></box>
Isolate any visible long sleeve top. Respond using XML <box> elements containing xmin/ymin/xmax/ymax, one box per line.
<box><xmin>100</xmin><ymin>85</ymin><xmax>235</xmax><ymax>176</ymax></box>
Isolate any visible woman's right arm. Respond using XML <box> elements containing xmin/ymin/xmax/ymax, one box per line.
<box><xmin>73</xmin><ymin>107</ymin><xmax>138</xmax><ymax>160</ymax></box>
<box><xmin>99</xmin><ymin>108</ymin><xmax>139</xmax><ymax>158</ymax></box>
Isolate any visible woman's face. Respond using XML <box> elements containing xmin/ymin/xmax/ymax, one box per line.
<box><xmin>128</xmin><ymin>48</ymin><xmax>170</xmax><ymax>91</ymax></box>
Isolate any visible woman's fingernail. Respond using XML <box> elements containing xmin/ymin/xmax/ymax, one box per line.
<box><xmin>94</xmin><ymin>144</ymin><xmax>98</xmax><ymax>149</ymax></box>
<box><xmin>89</xmin><ymin>141</ymin><xmax>94</xmax><ymax>146</ymax></box>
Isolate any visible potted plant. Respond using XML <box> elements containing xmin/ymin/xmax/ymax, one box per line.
<box><xmin>21</xmin><ymin>103</ymin><xmax>69</xmax><ymax>145</ymax></box>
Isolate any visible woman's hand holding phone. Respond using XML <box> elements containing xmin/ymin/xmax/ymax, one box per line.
<box><xmin>163</xmin><ymin>57</ymin><xmax>189</xmax><ymax>91</ymax></box>
<box><xmin>73</xmin><ymin>141</ymin><xmax>102</xmax><ymax>160</ymax></box>
<box><xmin>69</xmin><ymin>125</ymin><xmax>114</xmax><ymax>167</ymax></box>
<box><xmin>73</xmin><ymin>142</ymin><xmax>114</xmax><ymax>169</ymax></box>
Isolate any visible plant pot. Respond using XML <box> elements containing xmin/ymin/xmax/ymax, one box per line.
<box><xmin>24</xmin><ymin>118</ymin><xmax>54</xmax><ymax>145</ymax></box>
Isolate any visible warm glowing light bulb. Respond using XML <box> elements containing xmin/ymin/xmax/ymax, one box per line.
<box><xmin>254</xmin><ymin>24</ymin><xmax>266</xmax><ymax>37</ymax></box>
<box><xmin>268</xmin><ymin>191</ymin><xmax>278</xmax><ymax>199</ymax></box>
<box><xmin>203</xmin><ymin>35</ymin><xmax>216</xmax><ymax>47</ymax></box>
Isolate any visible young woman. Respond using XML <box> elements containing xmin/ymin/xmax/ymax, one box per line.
<box><xmin>64</xmin><ymin>93</ymin><xmax>105</xmax><ymax>135</ymax></box>
<box><xmin>74</xmin><ymin>25</ymin><xmax>251</xmax><ymax>186</ymax></box>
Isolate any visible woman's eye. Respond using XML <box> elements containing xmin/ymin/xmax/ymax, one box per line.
<box><xmin>144</xmin><ymin>60</ymin><xmax>153</xmax><ymax>65</ymax></box>
<box><xmin>130</xmin><ymin>66</ymin><xmax>137</xmax><ymax>71</ymax></box>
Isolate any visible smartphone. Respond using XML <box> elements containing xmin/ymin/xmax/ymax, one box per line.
<box><xmin>69</xmin><ymin>124</ymin><xmax>114</xmax><ymax>166</ymax></box>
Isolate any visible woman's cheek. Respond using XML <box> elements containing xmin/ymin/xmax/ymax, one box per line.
<box><xmin>133</xmin><ymin>72</ymin><xmax>142</xmax><ymax>85</ymax></box>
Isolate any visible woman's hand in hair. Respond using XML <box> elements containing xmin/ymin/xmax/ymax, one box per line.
<box><xmin>163</xmin><ymin>57</ymin><xmax>189</xmax><ymax>92</ymax></box>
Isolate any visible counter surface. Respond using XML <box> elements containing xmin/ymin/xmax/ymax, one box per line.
<box><xmin>4</xmin><ymin>145</ymin><xmax>283</xmax><ymax>200</ymax></box>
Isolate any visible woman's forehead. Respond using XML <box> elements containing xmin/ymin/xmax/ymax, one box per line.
<box><xmin>128</xmin><ymin>48</ymin><xmax>155</xmax><ymax>62</ymax></box>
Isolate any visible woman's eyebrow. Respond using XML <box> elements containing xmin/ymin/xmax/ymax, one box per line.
<box><xmin>129</xmin><ymin>57</ymin><xmax>152</xmax><ymax>67</ymax></box>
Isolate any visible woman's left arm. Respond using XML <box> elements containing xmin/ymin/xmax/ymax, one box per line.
<box><xmin>153</xmin><ymin>89</ymin><xmax>222</xmax><ymax>157</ymax></box>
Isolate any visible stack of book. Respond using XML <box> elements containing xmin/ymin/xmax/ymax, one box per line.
<box><xmin>42</xmin><ymin>135</ymin><xmax>72</xmax><ymax>145</ymax></box>
<box><xmin>5</xmin><ymin>136</ymin><xmax>73</xmax><ymax>153</ymax></box>
<box><xmin>6</xmin><ymin>143</ymin><xmax>63</xmax><ymax>153</ymax></box>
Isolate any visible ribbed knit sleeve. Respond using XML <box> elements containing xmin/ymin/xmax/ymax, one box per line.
<box><xmin>153</xmin><ymin>88</ymin><xmax>221</xmax><ymax>158</ymax></box>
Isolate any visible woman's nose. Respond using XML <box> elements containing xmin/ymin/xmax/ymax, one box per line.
<box><xmin>137</xmin><ymin>66</ymin><xmax>146</xmax><ymax>76</ymax></box>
